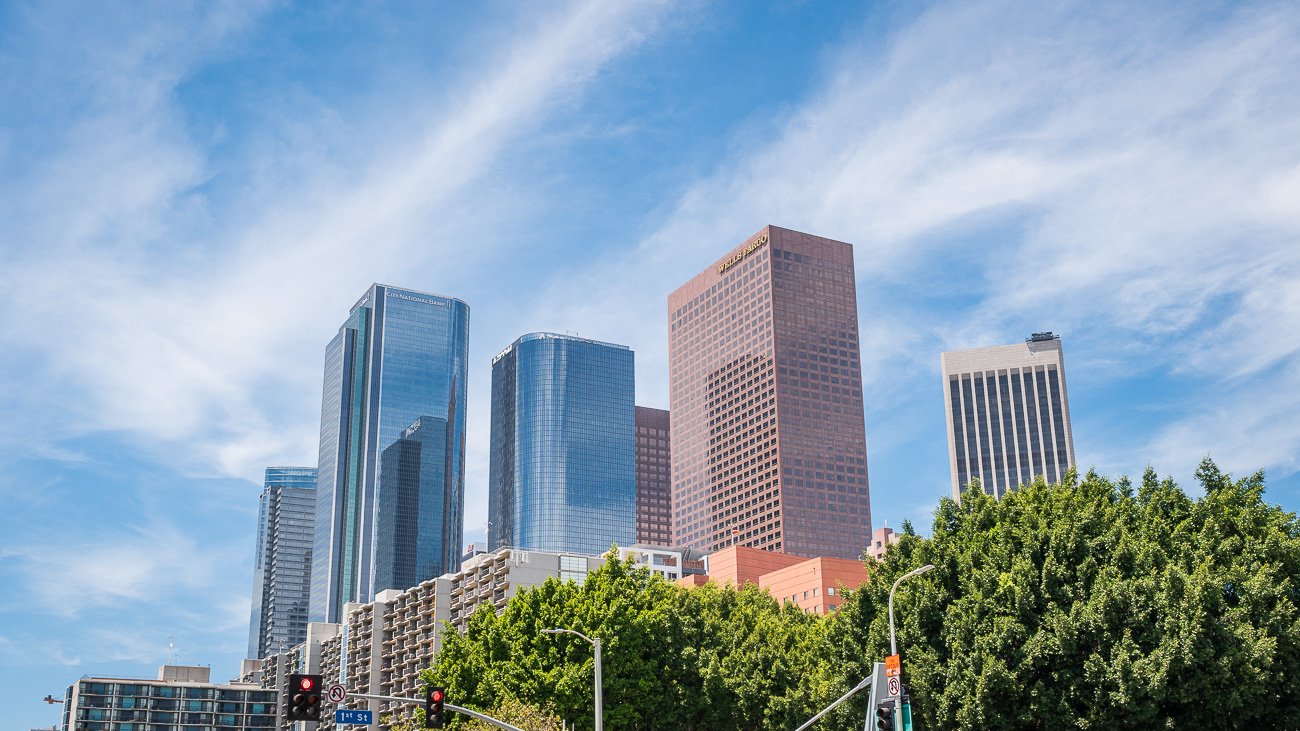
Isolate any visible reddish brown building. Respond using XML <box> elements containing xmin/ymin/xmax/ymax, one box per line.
<box><xmin>668</xmin><ymin>225</ymin><xmax>873</xmax><ymax>559</ymax></box>
<box><xmin>759</xmin><ymin>556</ymin><xmax>866</xmax><ymax>615</ymax></box>
<box><xmin>678</xmin><ymin>545</ymin><xmax>867</xmax><ymax>615</ymax></box>
<box><xmin>700</xmin><ymin>544</ymin><xmax>808</xmax><ymax>587</ymax></box>
<box><xmin>635</xmin><ymin>406</ymin><xmax>672</xmax><ymax>545</ymax></box>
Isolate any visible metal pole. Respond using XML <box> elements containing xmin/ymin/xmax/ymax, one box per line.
<box><xmin>593</xmin><ymin>637</ymin><xmax>603</xmax><ymax>731</ymax></box>
<box><xmin>347</xmin><ymin>694</ymin><xmax>525</xmax><ymax>731</ymax></box>
<box><xmin>888</xmin><ymin>565</ymin><xmax>936</xmax><ymax>657</ymax></box>
<box><xmin>542</xmin><ymin>628</ymin><xmax>602</xmax><ymax>731</ymax></box>
<box><xmin>794</xmin><ymin>674</ymin><xmax>872</xmax><ymax>731</ymax></box>
<box><xmin>889</xmin><ymin>581</ymin><xmax>898</xmax><ymax>657</ymax></box>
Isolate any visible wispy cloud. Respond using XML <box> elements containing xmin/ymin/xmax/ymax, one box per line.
<box><xmin>520</xmin><ymin>0</ymin><xmax>1300</xmax><ymax>495</ymax></box>
<box><xmin>3</xmin><ymin>518</ymin><xmax>231</xmax><ymax>618</ymax></box>
<box><xmin>0</xmin><ymin>0</ymin><xmax>670</xmax><ymax>481</ymax></box>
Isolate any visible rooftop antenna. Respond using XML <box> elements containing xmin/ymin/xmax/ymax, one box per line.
<box><xmin>167</xmin><ymin>635</ymin><xmax>177</xmax><ymax>665</ymax></box>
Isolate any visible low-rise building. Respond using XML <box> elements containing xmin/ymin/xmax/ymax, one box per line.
<box><xmin>616</xmin><ymin>544</ymin><xmax>707</xmax><ymax>582</ymax></box>
<box><xmin>760</xmin><ymin>556</ymin><xmax>866</xmax><ymax>614</ymax></box>
<box><xmin>865</xmin><ymin>525</ymin><xmax>902</xmax><ymax>561</ymax></box>
<box><xmin>63</xmin><ymin>665</ymin><xmax>277</xmax><ymax>731</ymax></box>
<box><xmin>678</xmin><ymin>544</ymin><xmax>869</xmax><ymax>614</ymax></box>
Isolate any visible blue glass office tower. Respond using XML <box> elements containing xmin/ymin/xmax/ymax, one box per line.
<box><xmin>248</xmin><ymin>467</ymin><xmax>316</xmax><ymax>659</ymax></box>
<box><xmin>488</xmin><ymin>333</ymin><xmax>636</xmax><ymax>555</ymax></box>
<box><xmin>311</xmin><ymin>284</ymin><xmax>469</xmax><ymax>623</ymax></box>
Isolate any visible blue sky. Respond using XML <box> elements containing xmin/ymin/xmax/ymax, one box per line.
<box><xmin>3</xmin><ymin>0</ymin><xmax>1299</xmax><ymax>726</ymax></box>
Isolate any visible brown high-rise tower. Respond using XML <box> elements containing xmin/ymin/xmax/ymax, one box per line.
<box><xmin>667</xmin><ymin>225</ymin><xmax>872</xmax><ymax>559</ymax></box>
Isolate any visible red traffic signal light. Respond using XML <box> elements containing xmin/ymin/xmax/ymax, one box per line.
<box><xmin>286</xmin><ymin>674</ymin><xmax>322</xmax><ymax>723</ymax></box>
<box><xmin>425</xmin><ymin>686</ymin><xmax>446</xmax><ymax>729</ymax></box>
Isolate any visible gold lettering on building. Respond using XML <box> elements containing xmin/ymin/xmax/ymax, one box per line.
<box><xmin>717</xmin><ymin>233</ymin><xmax>770</xmax><ymax>274</ymax></box>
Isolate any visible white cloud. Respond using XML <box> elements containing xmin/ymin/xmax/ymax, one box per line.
<box><xmin>5</xmin><ymin>518</ymin><xmax>234</xmax><ymax>618</ymax></box>
<box><xmin>516</xmin><ymin>0</ymin><xmax>1300</xmax><ymax>497</ymax></box>
<box><xmin>0</xmin><ymin>0</ymin><xmax>671</xmax><ymax>482</ymax></box>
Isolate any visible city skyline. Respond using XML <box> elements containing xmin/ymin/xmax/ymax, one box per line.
<box><xmin>3</xmin><ymin>2</ymin><xmax>1299</xmax><ymax>728</ymax></box>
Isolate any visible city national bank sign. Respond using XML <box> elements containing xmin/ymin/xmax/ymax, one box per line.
<box><xmin>717</xmin><ymin>233</ymin><xmax>769</xmax><ymax>274</ymax></box>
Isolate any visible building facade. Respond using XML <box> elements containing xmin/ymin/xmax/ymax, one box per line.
<box><xmin>251</xmin><ymin>547</ymin><xmax>603</xmax><ymax>731</ymax></box>
<box><xmin>248</xmin><ymin>466</ymin><xmax>317</xmax><ymax>660</ymax></box>
<box><xmin>941</xmin><ymin>332</ymin><xmax>1076</xmax><ymax>499</ymax></box>
<box><xmin>488</xmin><ymin>333</ymin><xmax>635</xmax><ymax>555</ymax></box>
<box><xmin>311</xmin><ymin>284</ymin><xmax>470</xmax><ymax>623</ymax></box>
<box><xmin>684</xmin><ymin>545</ymin><xmax>865</xmax><ymax>615</ymax></box>
<box><xmin>62</xmin><ymin>665</ymin><xmax>277</xmax><ymax>731</ymax></box>
<box><xmin>667</xmin><ymin>225</ymin><xmax>873</xmax><ymax>559</ymax></box>
<box><xmin>634</xmin><ymin>406</ymin><xmax>672</xmax><ymax>545</ymax></box>
<box><xmin>865</xmin><ymin>524</ymin><xmax>902</xmax><ymax>561</ymax></box>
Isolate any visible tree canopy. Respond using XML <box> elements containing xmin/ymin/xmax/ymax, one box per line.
<box><xmin>425</xmin><ymin>553</ymin><xmax>824</xmax><ymax>730</ymax></box>
<box><xmin>425</xmin><ymin>459</ymin><xmax>1300</xmax><ymax>729</ymax></box>
<box><xmin>824</xmin><ymin>459</ymin><xmax>1300</xmax><ymax>729</ymax></box>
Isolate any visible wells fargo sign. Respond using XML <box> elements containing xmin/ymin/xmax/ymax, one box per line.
<box><xmin>717</xmin><ymin>233</ymin><xmax>769</xmax><ymax>274</ymax></box>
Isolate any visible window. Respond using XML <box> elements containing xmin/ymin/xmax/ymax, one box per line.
<box><xmin>559</xmin><ymin>556</ymin><xmax>587</xmax><ymax>584</ymax></box>
<box><xmin>827</xmin><ymin>586</ymin><xmax>836</xmax><ymax>596</ymax></box>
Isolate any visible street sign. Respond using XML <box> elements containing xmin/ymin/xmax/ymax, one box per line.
<box><xmin>884</xmin><ymin>654</ymin><xmax>901</xmax><ymax>678</ymax></box>
<box><xmin>336</xmin><ymin>709</ymin><xmax>372</xmax><ymax>725</ymax></box>
<box><xmin>887</xmin><ymin>676</ymin><xmax>901</xmax><ymax>697</ymax></box>
<box><xmin>327</xmin><ymin>684</ymin><xmax>347</xmax><ymax>704</ymax></box>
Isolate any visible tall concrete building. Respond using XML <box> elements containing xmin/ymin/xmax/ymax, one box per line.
<box><xmin>248</xmin><ymin>466</ymin><xmax>317</xmax><ymax>659</ymax></box>
<box><xmin>311</xmin><ymin>284</ymin><xmax>469</xmax><ymax>623</ymax></box>
<box><xmin>667</xmin><ymin>225</ymin><xmax>872</xmax><ymax>559</ymax></box>
<box><xmin>635</xmin><ymin>406</ymin><xmax>672</xmax><ymax>545</ymax></box>
<box><xmin>941</xmin><ymin>332</ymin><xmax>1076</xmax><ymax>499</ymax></box>
<box><xmin>488</xmin><ymin>333</ymin><xmax>636</xmax><ymax>555</ymax></box>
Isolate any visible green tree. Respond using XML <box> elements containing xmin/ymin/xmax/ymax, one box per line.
<box><xmin>818</xmin><ymin>459</ymin><xmax>1300</xmax><ymax>730</ymax></box>
<box><xmin>460</xmin><ymin>697</ymin><xmax>564</xmax><ymax>731</ymax></box>
<box><xmin>427</xmin><ymin>554</ymin><xmax>823</xmax><ymax>730</ymax></box>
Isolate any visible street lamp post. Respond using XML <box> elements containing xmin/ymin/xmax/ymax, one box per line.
<box><xmin>542</xmin><ymin>628</ymin><xmax>602</xmax><ymax>731</ymax></box>
<box><xmin>888</xmin><ymin>564</ymin><xmax>936</xmax><ymax>657</ymax></box>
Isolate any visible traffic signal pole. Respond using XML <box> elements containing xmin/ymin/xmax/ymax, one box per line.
<box><xmin>794</xmin><ymin>663</ymin><xmax>884</xmax><ymax>731</ymax></box>
<box><xmin>347</xmin><ymin>693</ymin><xmax>526</xmax><ymax>731</ymax></box>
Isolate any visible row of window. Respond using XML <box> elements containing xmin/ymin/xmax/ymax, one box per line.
<box><xmin>78</xmin><ymin>685</ymin><xmax>274</xmax><ymax>702</ymax></box>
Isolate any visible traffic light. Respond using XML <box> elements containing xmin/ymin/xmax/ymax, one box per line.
<box><xmin>286</xmin><ymin>673</ymin><xmax>322</xmax><ymax>723</ymax></box>
<box><xmin>424</xmin><ymin>686</ymin><xmax>446</xmax><ymax>729</ymax></box>
<box><xmin>875</xmin><ymin>699</ymin><xmax>896</xmax><ymax>731</ymax></box>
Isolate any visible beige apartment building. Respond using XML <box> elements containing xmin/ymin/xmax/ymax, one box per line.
<box><xmin>244</xmin><ymin>547</ymin><xmax>606</xmax><ymax>731</ymax></box>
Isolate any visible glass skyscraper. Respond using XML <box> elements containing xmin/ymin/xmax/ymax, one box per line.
<box><xmin>941</xmin><ymin>332</ymin><xmax>1075</xmax><ymax>499</ymax></box>
<box><xmin>311</xmin><ymin>284</ymin><xmax>469</xmax><ymax>623</ymax></box>
<box><xmin>488</xmin><ymin>333</ymin><xmax>636</xmax><ymax>555</ymax></box>
<box><xmin>247</xmin><ymin>466</ymin><xmax>316</xmax><ymax>659</ymax></box>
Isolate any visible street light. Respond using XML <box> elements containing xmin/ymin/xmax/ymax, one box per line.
<box><xmin>889</xmin><ymin>564</ymin><xmax>935</xmax><ymax>656</ymax></box>
<box><xmin>541</xmin><ymin>628</ymin><xmax>602</xmax><ymax>731</ymax></box>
